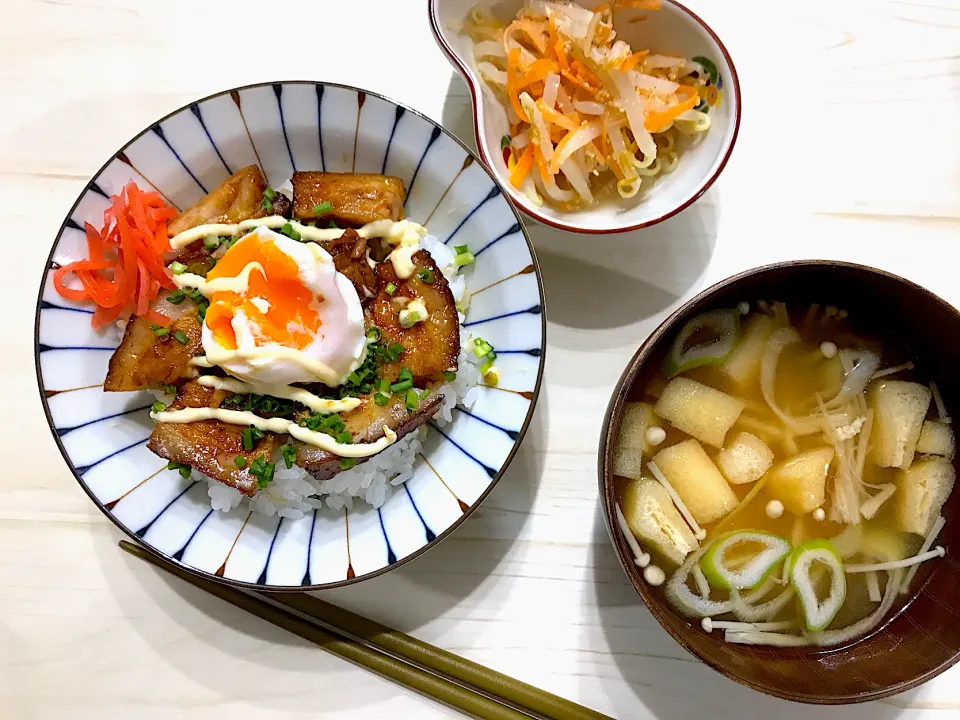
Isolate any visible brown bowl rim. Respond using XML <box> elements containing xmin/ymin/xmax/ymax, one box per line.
<box><xmin>597</xmin><ymin>259</ymin><xmax>960</xmax><ymax>704</ymax></box>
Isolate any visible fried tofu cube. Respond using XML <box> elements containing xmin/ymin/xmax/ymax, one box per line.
<box><xmin>651</xmin><ymin>439</ymin><xmax>737</xmax><ymax>525</ymax></box>
<box><xmin>620</xmin><ymin>478</ymin><xmax>699</xmax><ymax>566</ymax></box>
<box><xmin>719</xmin><ymin>314</ymin><xmax>776</xmax><ymax>387</ymax></box>
<box><xmin>868</xmin><ymin>381</ymin><xmax>932</xmax><ymax>469</ymax></box>
<box><xmin>613</xmin><ymin>402</ymin><xmax>656</xmax><ymax>479</ymax></box>
<box><xmin>654</xmin><ymin>377</ymin><xmax>745</xmax><ymax>448</ymax></box>
<box><xmin>716</xmin><ymin>432</ymin><xmax>774</xmax><ymax>485</ymax></box>
<box><xmin>896</xmin><ymin>457</ymin><xmax>956</xmax><ymax>536</ymax></box>
<box><xmin>766</xmin><ymin>447</ymin><xmax>834</xmax><ymax>515</ymax></box>
<box><xmin>916</xmin><ymin>420</ymin><xmax>956</xmax><ymax>460</ymax></box>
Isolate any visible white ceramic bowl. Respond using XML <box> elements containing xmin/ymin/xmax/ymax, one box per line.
<box><xmin>430</xmin><ymin>0</ymin><xmax>741</xmax><ymax>234</ymax></box>
<box><xmin>35</xmin><ymin>81</ymin><xmax>545</xmax><ymax>590</ymax></box>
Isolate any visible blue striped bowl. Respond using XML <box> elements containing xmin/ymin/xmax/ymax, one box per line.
<box><xmin>35</xmin><ymin>81</ymin><xmax>545</xmax><ymax>589</ymax></box>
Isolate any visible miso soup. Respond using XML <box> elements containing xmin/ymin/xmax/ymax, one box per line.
<box><xmin>613</xmin><ymin>302</ymin><xmax>955</xmax><ymax>647</ymax></box>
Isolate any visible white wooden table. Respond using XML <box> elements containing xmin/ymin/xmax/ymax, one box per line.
<box><xmin>2</xmin><ymin>0</ymin><xmax>959</xmax><ymax>717</ymax></box>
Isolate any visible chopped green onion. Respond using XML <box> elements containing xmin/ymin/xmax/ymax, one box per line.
<box><xmin>389</xmin><ymin>342</ymin><xmax>404</xmax><ymax>360</ymax></box>
<box><xmin>250</xmin><ymin>457</ymin><xmax>275</xmax><ymax>489</ymax></box>
<box><xmin>151</xmin><ymin>401</ymin><xmax>166</xmax><ymax>414</ymax></box>
<box><xmin>173</xmin><ymin>330</ymin><xmax>189</xmax><ymax>345</ymax></box>
<box><xmin>338</xmin><ymin>458</ymin><xmax>357</xmax><ymax>470</ymax></box>
<box><xmin>168</xmin><ymin>261</ymin><xmax>187</xmax><ymax>275</ymax></box>
<box><xmin>150</xmin><ymin>324</ymin><xmax>169</xmax><ymax>337</ymax></box>
<box><xmin>335</xmin><ymin>431</ymin><xmax>352</xmax><ymax>444</ymax></box>
<box><xmin>167</xmin><ymin>461</ymin><xmax>191</xmax><ymax>479</ymax></box>
<box><xmin>385</xmin><ymin>282</ymin><xmax>397</xmax><ymax>296</ymax></box>
<box><xmin>398</xmin><ymin>366</ymin><xmax>413</xmax><ymax>382</ymax></box>
<box><xmin>391</xmin><ymin>379</ymin><xmax>413</xmax><ymax>392</ymax></box>
<box><xmin>417</xmin><ymin>267</ymin><xmax>434</xmax><ymax>284</ymax></box>
<box><xmin>312</xmin><ymin>201</ymin><xmax>333</xmax><ymax>214</ymax></box>
<box><xmin>366</xmin><ymin>326</ymin><xmax>381</xmax><ymax>342</ymax></box>
<box><xmin>280</xmin><ymin>222</ymin><xmax>301</xmax><ymax>241</ymax></box>
<box><xmin>166</xmin><ymin>289</ymin><xmax>186</xmax><ymax>304</ymax></box>
<box><xmin>203</xmin><ymin>234</ymin><xmax>220</xmax><ymax>250</ymax></box>
<box><xmin>263</xmin><ymin>187</ymin><xmax>277</xmax><ymax>201</ymax></box>
<box><xmin>261</xmin><ymin>198</ymin><xmax>273</xmax><ymax>212</ymax></box>
<box><xmin>406</xmin><ymin>389</ymin><xmax>419</xmax><ymax>411</ymax></box>
<box><xmin>281</xmin><ymin>443</ymin><xmax>297</xmax><ymax>469</ymax></box>
<box><xmin>454</xmin><ymin>244</ymin><xmax>469</xmax><ymax>255</ymax></box>
<box><xmin>163</xmin><ymin>384</ymin><xmax>177</xmax><ymax>395</ymax></box>
<box><xmin>234</xmin><ymin>456</ymin><xmax>248</xmax><ymax>469</ymax></box>
<box><xmin>374</xmin><ymin>392</ymin><xmax>390</xmax><ymax>406</ymax></box>
<box><xmin>250</xmin><ymin>427</ymin><xmax>265</xmax><ymax>442</ymax></box>
<box><xmin>500</xmin><ymin>135</ymin><xmax>511</xmax><ymax>149</ymax></box>
<box><xmin>480</xmin><ymin>359</ymin><xmax>495</xmax><ymax>375</ymax></box>
<box><xmin>442</xmin><ymin>370</ymin><xmax>457</xmax><ymax>382</ymax></box>
<box><xmin>242</xmin><ymin>428</ymin><xmax>255</xmax><ymax>451</ymax></box>
<box><xmin>454</xmin><ymin>251</ymin><xmax>475</xmax><ymax>267</ymax></box>
<box><xmin>473</xmin><ymin>337</ymin><xmax>493</xmax><ymax>358</ymax></box>
<box><xmin>328</xmin><ymin>220</ymin><xmax>339</xmax><ymax>229</ymax></box>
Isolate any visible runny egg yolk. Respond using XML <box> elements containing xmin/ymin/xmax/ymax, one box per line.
<box><xmin>204</xmin><ymin>236</ymin><xmax>322</xmax><ymax>351</ymax></box>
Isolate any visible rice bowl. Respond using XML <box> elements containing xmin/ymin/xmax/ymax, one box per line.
<box><xmin>36</xmin><ymin>81</ymin><xmax>545</xmax><ymax>589</ymax></box>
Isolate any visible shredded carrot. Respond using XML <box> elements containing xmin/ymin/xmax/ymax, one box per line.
<box><xmin>506</xmin><ymin>48</ymin><xmax>530</xmax><ymax>123</ymax></box>
<box><xmin>532</xmin><ymin>145</ymin><xmax>550</xmax><ymax>184</ymax></box>
<box><xmin>509</xmin><ymin>144</ymin><xmax>535</xmax><ymax>188</ymax></box>
<box><xmin>554</xmin><ymin>39</ymin><xmax>569</xmax><ymax>72</ymax></box>
<box><xmin>517</xmin><ymin>58</ymin><xmax>557</xmax><ymax>88</ymax></box>
<box><xmin>561</xmin><ymin>69</ymin><xmax>594</xmax><ymax>93</ymax></box>
<box><xmin>570</xmin><ymin>60</ymin><xmax>602</xmax><ymax>90</ymax></box>
<box><xmin>549</xmin><ymin>124</ymin><xmax>584</xmax><ymax>174</ymax></box>
<box><xmin>53</xmin><ymin>182</ymin><xmax>177</xmax><ymax>328</ymax></box>
<box><xmin>537</xmin><ymin>102</ymin><xmax>580</xmax><ymax>132</ymax></box>
<box><xmin>644</xmin><ymin>85</ymin><xmax>699</xmax><ymax>132</ymax></box>
<box><xmin>619</xmin><ymin>50</ymin><xmax>648</xmax><ymax>72</ymax></box>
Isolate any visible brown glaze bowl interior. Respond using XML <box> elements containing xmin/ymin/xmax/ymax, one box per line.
<box><xmin>598</xmin><ymin>261</ymin><xmax>960</xmax><ymax>704</ymax></box>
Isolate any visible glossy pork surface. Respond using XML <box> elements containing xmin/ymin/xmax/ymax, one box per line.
<box><xmin>292</xmin><ymin>172</ymin><xmax>405</xmax><ymax>226</ymax></box>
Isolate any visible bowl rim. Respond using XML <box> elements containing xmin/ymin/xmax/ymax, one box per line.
<box><xmin>34</xmin><ymin>79</ymin><xmax>548</xmax><ymax>592</ymax></box>
<box><xmin>597</xmin><ymin>259</ymin><xmax>960</xmax><ymax>703</ymax></box>
<box><xmin>428</xmin><ymin>0</ymin><xmax>743</xmax><ymax>235</ymax></box>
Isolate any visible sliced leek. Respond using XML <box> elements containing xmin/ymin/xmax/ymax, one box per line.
<box><xmin>789</xmin><ymin>539</ymin><xmax>847</xmax><ymax>632</ymax></box>
<box><xmin>700</xmin><ymin>530</ymin><xmax>791</xmax><ymax>590</ymax></box>
<box><xmin>663</xmin><ymin>309</ymin><xmax>740</xmax><ymax>377</ymax></box>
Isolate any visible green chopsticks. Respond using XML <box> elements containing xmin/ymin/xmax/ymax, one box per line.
<box><xmin>119</xmin><ymin>541</ymin><xmax>612</xmax><ymax>720</ymax></box>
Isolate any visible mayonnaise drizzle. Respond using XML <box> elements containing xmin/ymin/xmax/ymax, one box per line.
<box><xmin>167</xmin><ymin>216</ymin><xmax>427</xmax><ymax>279</ymax></box>
<box><xmin>172</xmin><ymin>261</ymin><xmax>265</xmax><ymax>296</ymax></box>
<box><xmin>153</xmin><ymin>406</ymin><xmax>397</xmax><ymax>456</ymax></box>
<box><xmin>196</xmin><ymin>375</ymin><xmax>361</xmax><ymax>414</ymax></box>
<box><xmin>200</xmin><ymin>342</ymin><xmax>365</xmax><ymax>389</ymax></box>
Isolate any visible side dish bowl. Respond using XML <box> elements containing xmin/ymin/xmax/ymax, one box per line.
<box><xmin>430</xmin><ymin>0</ymin><xmax>741</xmax><ymax>234</ymax></box>
<box><xmin>598</xmin><ymin>261</ymin><xmax>960</xmax><ymax>703</ymax></box>
<box><xmin>36</xmin><ymin>81</ymin><xmax>546</xmax><ymax>590</ymax></box>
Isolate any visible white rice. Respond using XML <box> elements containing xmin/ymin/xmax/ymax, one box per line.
<box><xmin>190</xmin><ymin>234</ymin><xmax>483</xmax><ymax>517</ymax></box>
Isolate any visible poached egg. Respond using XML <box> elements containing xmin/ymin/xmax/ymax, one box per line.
<box><xmin>197</xmin><ymin>226</ymin><xmax>366</xmax><ymax>386</ymax></box>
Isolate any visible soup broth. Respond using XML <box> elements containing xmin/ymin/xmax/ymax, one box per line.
<box><xmin>613</xmin><ymin>302</ymin><xmax>955</xmax><ymax>647</ymax></box>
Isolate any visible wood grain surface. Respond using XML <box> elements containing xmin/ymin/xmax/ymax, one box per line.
<box><xmin>2</xmin><ymin>0</ymin><xmax>959</xmax><ymax>717</ymax></box>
